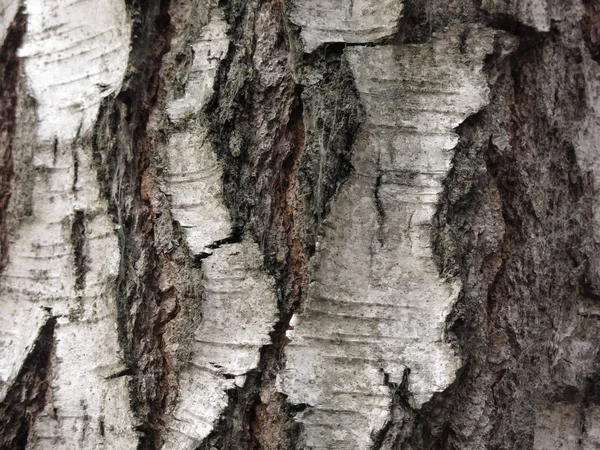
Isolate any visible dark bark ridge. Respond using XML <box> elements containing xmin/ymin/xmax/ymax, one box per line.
<box><xmin>419</xmin><ymin>13</ymin><xmax>600</xmax><ymax>450</ymax></box>
<box><xmin>0</xmin><ymin>315</ymin><xmax>56</xmax><ymax>450</ymax></box>
<box><xmin>198</xmin><ymin>0</ymin><xmax>363</xmax><ymax>448</ymax></box>
<box><xmin>0</xmin><ymin>0</ymin><xmax>598</xmax><ymax>449</ymax></box>
<box><xmin>0</xmin><ymin>8</ymin><xmax>25</xmax><ymax>273</ymax></box>
<box><xmin>91</xmin><ymin>1</ymin><xmax>193</xmax><ymax>449</ymax></box>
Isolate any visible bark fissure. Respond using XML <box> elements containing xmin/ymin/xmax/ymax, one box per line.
<box><xmin>2</xmin><ymin>1</ymin><xmax>600</xmax><ymax>449</ymax></box>
<box><xmin>71</xmin><ymin>210</ymin><xmax>88</xmax><ymax>291</ymax></box>
<box><xmin>91</xmin><ymin>1</ymin><xmax>176</xmax><ymax>448</ymax></box>
<box><xmin>0</xmin><ymin>314</ymin><xmax>56</xmax><ymax>450</ymax></box>
<box><xmin>197</xmin><ymin>0</ymin><xmax>363</xmax><ymax>446</ymax></box>
<box><xmin>0</xmin><ymin>7</ymin><xmax>25</xmax><ymax>273</ymax></box>
<box><xmin>194</xmin><ymin>229</ymin><xmax>244</xmax><ymax>262</ymax></box>
<box><xmin>373</xmin><ymin>164</ymin><xmax>385</xmax><ymax>246</ymax></box>
<box><xmin>371</xmin><ymin>368</ymin><xmax>412</xmax><ymax>450</ymax></box>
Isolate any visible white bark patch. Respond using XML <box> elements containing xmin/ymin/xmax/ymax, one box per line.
<box><xmin>1</xmin><ymin>143</ymin><xmax>137</xmax><ymax>450</ymax></box>
<box><xmin>0</xmin><ymin>1</ymin><xmax>136</xmax><ymax>447</ymax></box>
<box><xmin>162</xmin><ymin>242</ymin><xmax>278</xmax><ymax>450</ymax></box>
<box><xmin>0</xmin><ymin>0</ymin><xmax>19</xmax><ymax>45</ymax></box>
<box><xmin>0</xmin><ymin>300</ymin><xmax>47</xmax><ymax>400</ymax></box>
<box><xmin>165</xmin><ymin>7</ymin><xmax>231</xmax><ymax>255</ymax></box>
<box><xmin>166</xmin><ymin>8</ymin><xmax>228</xmax><ymax>122</ymax></box>
<box><xmin>288</xmin><ymin>0</ymin><xmax>403</xmax><ymax>52</ymax></box>
<box><xmin>278</xmin><ymin>29</ymin><xmax>493</xmax><ymax>449</ymax></box>
<box><xmin>166</xmin><ymin>131</ymin><xmax>232</xmax><ymax>255</ymax></box>
<box><xmin>18</xmin><ymin>0</ymin><xmax>131</xmax><ymax>142</ymax></box>
<box><xmin>160</xmin><ymin>7</ymin><xmax>278</xmax><ymax>447</ymax></box>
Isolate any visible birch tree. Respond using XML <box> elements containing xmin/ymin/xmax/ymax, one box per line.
<box><xmin>0</xmin><ymin>0</ymin><xmax>599</xmax><ymax>449</ymax></box>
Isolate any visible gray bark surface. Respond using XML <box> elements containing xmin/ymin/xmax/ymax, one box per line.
<box><xmin>0</xmin><ymin>0</ymin><xmax>599</xmax><ymax>449</ymax></box>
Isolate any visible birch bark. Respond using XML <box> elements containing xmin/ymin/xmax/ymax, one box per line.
<box><xmin>0</xmin><ymin>0</ymin><xmax>599</xmax><ymax>449</ymax></box>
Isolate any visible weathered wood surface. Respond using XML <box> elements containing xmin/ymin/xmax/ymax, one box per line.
<box><xmin>0</xmin><ymin>0</ymin><xmax>599</xmax><ymax>449</ymax></box>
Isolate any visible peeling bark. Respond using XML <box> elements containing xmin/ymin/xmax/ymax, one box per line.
<box><xmin>1</xmin><ymin>0</ymin><xmax>599</xmax><ymax>449</ymax></box>
<box><xmin>0</xmin><ymin>313</ymin><xmax>55</xmax><ymax>450</ymax></box>
<box><xmin>0</xmin><ymin>4</ymin><xmax>22</xmax><ymax>273</ymax></box>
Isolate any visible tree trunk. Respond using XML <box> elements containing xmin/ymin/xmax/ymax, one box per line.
<box><xmin>0</xmin><ymin>0</ymin><xmax>599</xmax><ymax>449</ymax></box>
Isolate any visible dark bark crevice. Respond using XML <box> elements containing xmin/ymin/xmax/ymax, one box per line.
<box><xmin>0</xmin><ymin>8</ymin><xmax>26</xmax><ymax>274</ymax></box>
<box><xmin>71</xmin><ymin>210</ymin><xmax>88</xmax><ymax>291</ymax></box>
<box><xmin>198</xmin><ymin>0</ymin><xmax>363</xmax><ymax>446</ymax></box>
<box><xmin>405</xmin><ymin>19</ymin><xmax>599</xmax><ymax>450</ymax></box>
<box><xmin>194</xmin><ymin>228</ymin><xmax>244</xmax><ymax>263</ymax></box>
<box><xmin>372</xmin><ymin>368</ymin><xmax>414</xmax><ymax>450</ymax></box>
<box><xmin>0</xmin><ymin>314</ymin><xmax>56</xmax><ymax>450</ymax></box>
<box><xmin>90</xmin><ymin>1</ymin><xmax>181</xmax><ymax>448</ymax></box>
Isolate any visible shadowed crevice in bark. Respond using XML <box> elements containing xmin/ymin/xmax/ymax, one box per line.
<box><xmin>371</xmin><ymin>368</ymin><xmax>413</xmax><ymax>450</ymax></box>
<box><xmin>0</xmin><ymin>8</ymin><xmax>26</xmax><ymax>273</ymax></box>
<box><xmin>90</xmin><ymin>1</ymin><xmax>177</xmax><ymax>448</ymax></box>
<box><xmin>246</xmin><ymin>82</ymin><xmax>307</xmax><ymax>450</ymax></box>
<box><xmin>582</xmin><ymin>0</ymin><xmax>600</xmax><ymax>63</ymax></box>
<box><xmin>71</xmin><ymin>210</ymin><xmax>88</xmax><ymax>291</ymax></box>
<box><xmin>0</xmin><ymin>314</ymin><xmax>56</xmax><ymax>450</ymax></box>
<box><xmin>194</xmin><ymin>227</ymin><xmax>244</xmax><ymax>263</ymax></box>
<box><xmin>404</xmin><ymin>22</ymin><xmax>599</xmax><ymax>450</ymax></box>
<box><xmin>198</xmin><ymin>0</ymin><xmax>363</xmax><ymax>446</ymax></box>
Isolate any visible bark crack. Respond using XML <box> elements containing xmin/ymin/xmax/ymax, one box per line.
<box><xmin>373</xmin><ymin>154</ymin><xmax>385</xmax><ymax>246</ymax></box>
<box><xmin>91</xmin><ymin>1</ymin><xmax>175</xmax><ymax>448</ymax></box>
<box><xmin>0</xmin><ymin>312</ymin><xmax>56</xmax><ymax>450</ymax></box>
<box><xmin>194</xmin><ymin>229</ymin><xmax>244</xmax><ymax>263</ymax></box>
<box><xmin>71</xmin><ymin>209</ymin><xmax>88</xmax><ymax>291</ymax></box>
<box><xmin>0</xmin><ymin>7</ymin><xmax>26</xmax><ymax>274</ymax></box>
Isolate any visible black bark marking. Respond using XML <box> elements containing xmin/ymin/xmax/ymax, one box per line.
<box><xmin>0</xmin><ymin>314</ymin><xmax>56</xmax><ymax>450</ymax></box>
<box><xmin>105</xmin><ymin>368</ymin><xmax>134</xmax><ymax>380</ymax></box>
<box><xmin>0</xmin><ymin>8</ymin><xmax>26</xmax><ymax>273</ymax></box>
<box><xmin>72</xmin><ymin>146</ymin><xmax>79</xmax><ymax>192</ymax></box>
<box><xmin>194</xmin><ymin>227</ymin><xmax>244</xmax><ymax>264</ymax></box>
<box><xmin>71</xmin><ymin>210</ymin><xmax>88</xmax><ymax>291</ymax></box>
<box><xmin>52</xmin><ymin>137</ymin><xmax>58</xmax><ymax>166</ymax></box>
<box><xmin>99</xmin><ymin>417</ymin><xmax>106</xmax><ymax>437</ymax></box>
<box><xmin>374</xmin><ymin>163</ymin><xmax>385</xmax><ymax>246</ymax></box>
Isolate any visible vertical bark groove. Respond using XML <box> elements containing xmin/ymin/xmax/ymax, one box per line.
<box><xmin>197</xmin><ymin>0</ymin><xmax>363</xmax><ymax>447</ymax></box>
<box><xmin>0</xmin><ymin>315</ymin><xmax>56</xmax><ymax>450</ymax></box>
<box><xmin>0</xmin><ymin>8</ymin><xmax>24</xmax><ymax>273</ymax></box>
<box><xmin>1</xmin><ymin>0</ymin><xmax>599</xmax><ymax>449</ymax></box>
<box><xmin>92</xmin><ymin>1</ymin><xmax>176</xmax><ymax>448</ymax></box>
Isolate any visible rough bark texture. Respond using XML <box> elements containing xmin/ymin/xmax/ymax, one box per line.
<box><xmin>0</xmin><ymin>0</ymin><xmax>599</xmax><ymax>449</ymax></box>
